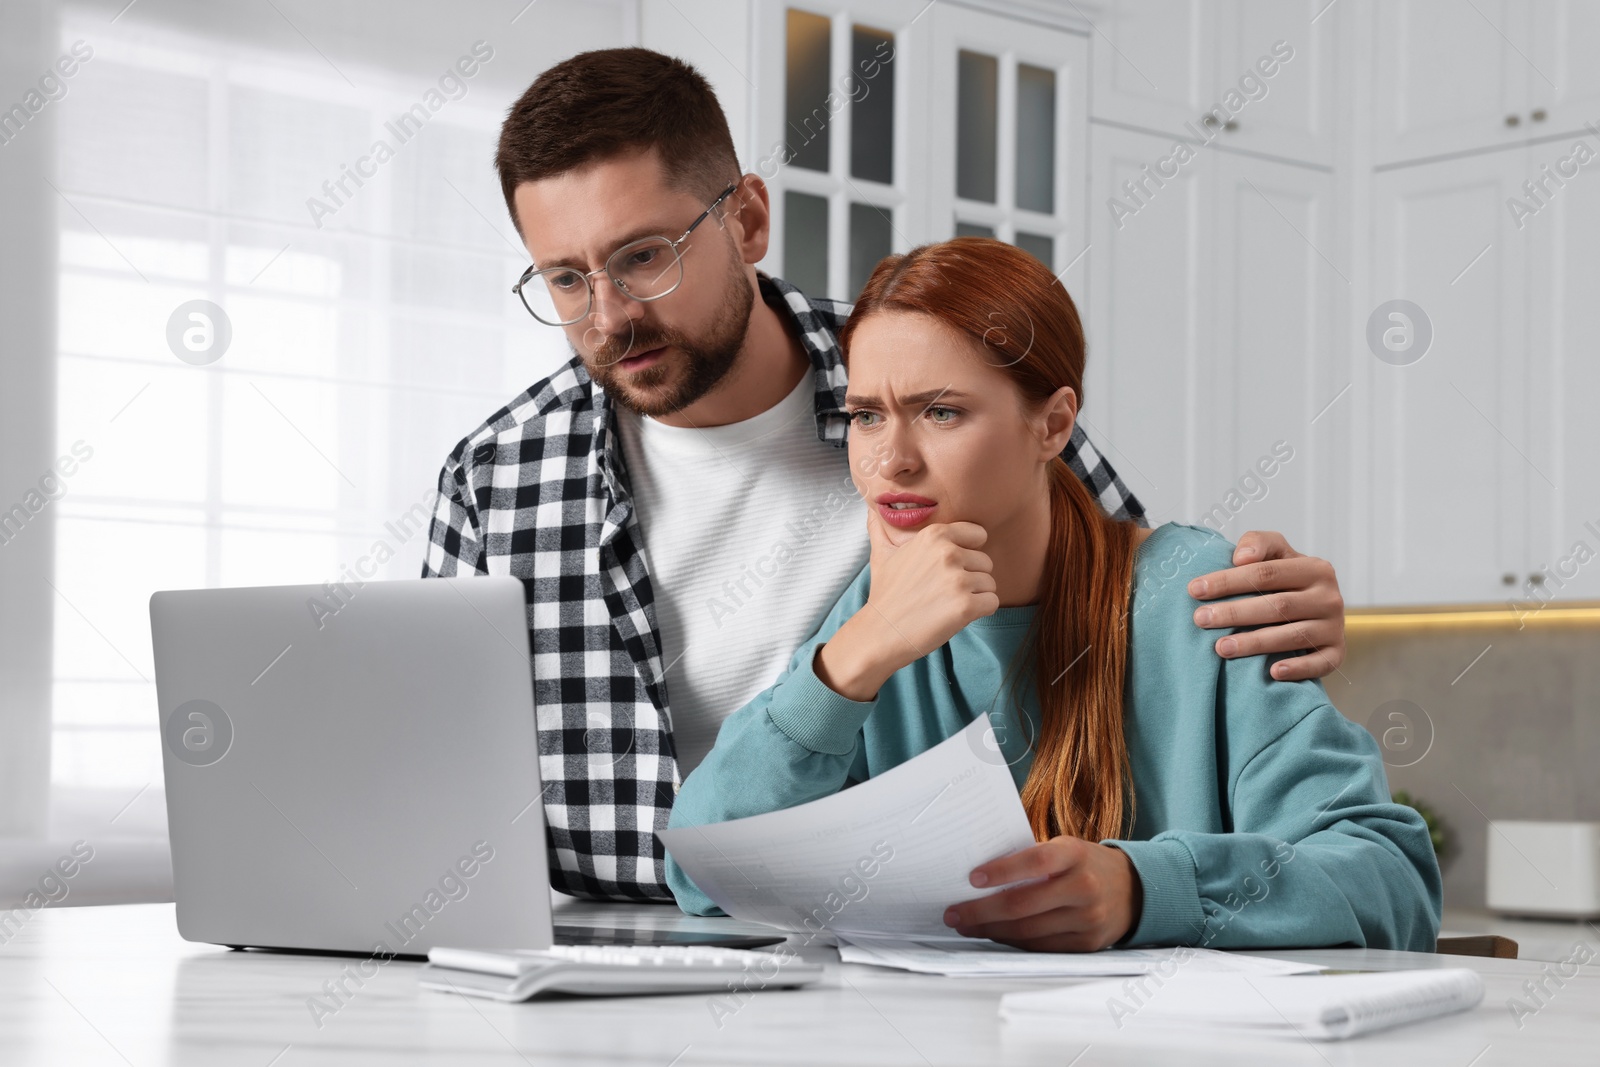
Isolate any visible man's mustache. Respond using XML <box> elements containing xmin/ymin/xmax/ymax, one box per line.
<box><xmin>590</xmin><ymin>325</ymin><xmax>677</xmax><ymax>365</ymax></box>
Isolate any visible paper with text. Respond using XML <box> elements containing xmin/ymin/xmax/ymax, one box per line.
<box><xmin>657</xmin><ymin>715</ymin><xmax>1035</xmax><ymax>937</ymax></box>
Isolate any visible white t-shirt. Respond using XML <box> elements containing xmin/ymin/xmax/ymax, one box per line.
<box><xmin>613</xmin><ymin>369</ymin><xmax>869</xmax><ymax>775</ymax></box>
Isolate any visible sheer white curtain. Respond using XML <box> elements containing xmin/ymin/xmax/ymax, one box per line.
<box><xmin>0</xmin><ymin>0</ymin><xmax>630</xmax><ymax>896</ymax></box>
<box><xmin>0</xmin><ymin>0</ymin><xmax>60</xmax><ymax>842</ymax></box>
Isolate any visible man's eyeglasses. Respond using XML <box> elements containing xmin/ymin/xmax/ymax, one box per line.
<box><xmin>513</xmin><ymin>182</ymin><xmax>739</xmax><ymax>327</ymax></box>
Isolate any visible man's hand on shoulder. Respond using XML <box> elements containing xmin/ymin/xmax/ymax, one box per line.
<box><xmin>1186</xmin><ymin>530</ymin><xmax>1345</xmax><ymax>682</ymax></box>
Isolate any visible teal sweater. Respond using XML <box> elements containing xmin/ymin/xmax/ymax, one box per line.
<box><xmin>665</xmin><ymin>523</ymin><xmax>1442</xmax><ymax>951</ymax></box>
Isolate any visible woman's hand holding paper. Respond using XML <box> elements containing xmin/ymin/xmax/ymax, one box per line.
<box><xmin>942</xmin><ymin>837</ymin><xmax>1144</xmax><ymax>952</ymax></box>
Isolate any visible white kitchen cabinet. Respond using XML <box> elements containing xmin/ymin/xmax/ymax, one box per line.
<box><xmin>643</xmin><ymin>0</ymin><xmax>1598</xmax><ymax>608</ymax></box>
<box><xmin>1089</xmin><ymin>0</ymin><xmax>1214</xmax><ymax>136</ymax></box>
<box><xmin>1524</xmin><ymin>128</ymin><xmax>1600</xmax><ymax>602</ymax></box>
<box><xmin>1085</xmin><ymin>122</ymin><xmax>1344</xmax><ymax>552</ymax></box>
<box><xmin>1210</xmin><ymin>0</ymin><xmax>1339</xmax><ymax>165</ymax></box>
<box><xmin>1528</xmin><ymin>0</ymin><xmax>1600</xmax><ymax>139</ymax></box>
<box><xmin>1371</xmin><ymin>0</ymin><xmax>1532</xmax><ymax>166</ymax></box>
<box><xmin>1205</xmin><ymin>150</ymin><xmax>1345</xmax><ymax>563</ymax></box>
<box><xmin>1371</xmin><ymin>0</ymin><xmax>1600</xmax><ymax>167</ymax></box>
<box><xmin>1091</xmin><ymin>0</ymin><xmax>1337</xmax><ymax>166</ymax></box>
<box><xmin>1364</xmin><ymin>150</ymin><xmax>1531</xmax><ymax>605</ymax></box>
<box><xmin>1084</xmin><ymin>123</ymin><xmax>1213</xmax><ymax>525</ymax></box>
<box><xmin>1358</xmin><ymin>0</ymin><xmax>1600</xmax><ymax>605</ymax></box>
<box><xmin>1362</xmin><ymin>135</ymin><xmax>1600</xmax><ymax>606</ymax></box>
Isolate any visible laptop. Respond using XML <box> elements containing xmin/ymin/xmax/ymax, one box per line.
<box><xmin>150</xmin><ymin>576</ymin><xmax>779</xmax><ymax>958</ymax></box>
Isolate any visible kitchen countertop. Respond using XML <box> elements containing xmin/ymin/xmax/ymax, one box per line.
<box><xmin>2</xmin><ymin>898</ymin><xmax>1598</xmax><ymax>1065</ymax></box>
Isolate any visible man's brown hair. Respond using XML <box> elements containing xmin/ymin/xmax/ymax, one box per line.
<box><xmin>495</xmin><ymin>48</ymin><xmax>741</xmax><ymax>234</ymax></box>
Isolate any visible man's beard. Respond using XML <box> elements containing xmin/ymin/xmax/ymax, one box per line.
<box><xmin>580</xmin><ymin>257</ymin><xmax>755</xmax><ymax>419</ymax></box>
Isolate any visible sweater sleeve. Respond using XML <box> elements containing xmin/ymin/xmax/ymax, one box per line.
<box><xmin>664</xmin><ymin>564</ymin><xmax>878</xmax><ymax>915</ymax></box>
<box><xmin>1109</xmin><ymin>662</ymin><xmax>1443</xmax><ymax>951</ymax></box>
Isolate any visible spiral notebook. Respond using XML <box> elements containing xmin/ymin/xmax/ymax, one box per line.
<box><xmin>999</xmin><ymin>968</ymin><xmax>1485</xmax><ymax>1041</ymax></box>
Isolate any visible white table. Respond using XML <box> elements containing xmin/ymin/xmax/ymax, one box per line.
<box><xmin>2</xmin><ymin>899</ymin><xmax>1597</xmax><ymax>1066</ymax></box>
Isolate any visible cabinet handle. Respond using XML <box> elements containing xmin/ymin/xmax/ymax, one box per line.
<box><xmin>1505</xmin><ymin>114</ymin><xmax>1521</xmax><ymax>127</ymax></box>
<box><xmin>1531</xmin><ymin>108</ymin><xmax>1547</xmax><ymax>122</ymax></box>
<box><xmin>1223</xmin><ymin>120</ymin><xmax>1239</xmax><ymax>132</ymax></box>
<box><xmin>1202</xmin><ymin>114</ymin><xmax>1221</xmax><ymax>128</ymax></box>
<box><xmin>1529</xmin><ymin>573</ymin><xmax>1546</xmax><ymax>585</ymax></box>
<box><xmin>1502</xmin><ymin>573</ymin><xmax>1517</xmax><ymax>586</ymax></box>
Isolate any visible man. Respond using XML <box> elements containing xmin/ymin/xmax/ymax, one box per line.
<box><xmin>423</xmin><ymin>48</ymin><xmax>1346</xmax><ymax>902</ymax></box>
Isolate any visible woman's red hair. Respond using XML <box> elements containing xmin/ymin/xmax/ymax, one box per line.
<box><xmin>839</xmin><ymin>237</ymin><xmax>1139</xmax><ymax>843</ymax></box>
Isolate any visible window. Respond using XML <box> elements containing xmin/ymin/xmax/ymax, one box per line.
<box><xmin>49</xmin><ymin>17</ymin><xmax>571</xmax><ymax>789</ymax></box>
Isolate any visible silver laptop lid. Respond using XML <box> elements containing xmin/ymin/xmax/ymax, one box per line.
<box><xmin>150</xmin><ymin>576</ymin><xmax>552</xmax><ymax>956</ymax></box>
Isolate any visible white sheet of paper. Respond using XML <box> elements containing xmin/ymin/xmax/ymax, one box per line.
<box><xmin>835</xmin><ymin>937</ymin><xmax>1322</xmax><ymax>978</ymax></box>
<box><xmin>1000</xmin><ymin>970</ymin><xmax>1484</xmax><ymax>1040</ymax></box>
<box><xmin>657</xmin><ymin>715</ymin><xmax>1036</xmax><ymax>938</ymax></box>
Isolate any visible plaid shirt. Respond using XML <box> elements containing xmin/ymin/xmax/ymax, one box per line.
<box><xmin>422</xmin><ymin>273</ymin><xmax>1147</xmax><ymax>902</ymax></box>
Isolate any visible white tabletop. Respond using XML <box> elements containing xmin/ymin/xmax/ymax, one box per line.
<box><xmin>2</xmin><ymin>899</ymin><xmax>1597</xmax><ymax>1066</ymax></box>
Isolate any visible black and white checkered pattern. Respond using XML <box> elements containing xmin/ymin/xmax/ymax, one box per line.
<box><xmin>421</xmin><ymin>272</ymin><xmax>1147</xmax><ymax>901</ymax></box>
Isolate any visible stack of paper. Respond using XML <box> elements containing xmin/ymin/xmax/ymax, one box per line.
<box><xmin>1000</xmin><ymin>969</ymin><xmax>1485</xmax><ymax>1040</ymax></box>
<box><xmin>836</xmin><ymin>937</ymin><xmax>1320</xmax><ymax>978</ymax></box>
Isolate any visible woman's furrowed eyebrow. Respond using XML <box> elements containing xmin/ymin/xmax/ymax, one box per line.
<box><xmin>844</xmin><ymin>388</ymin><xmax>972</xmax><ymax>408</ymax></box>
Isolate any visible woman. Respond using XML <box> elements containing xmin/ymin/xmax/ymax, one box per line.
<box><xmin>664</xmin><ymin>238</ymin><xmax>1441</xmax><ymax>952</ymax></box>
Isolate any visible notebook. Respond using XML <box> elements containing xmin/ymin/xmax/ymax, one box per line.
<box><xmin>1000</xmin><ymin>968</ymin><xmax>1485</xmax><ymax>1040</ymax></box>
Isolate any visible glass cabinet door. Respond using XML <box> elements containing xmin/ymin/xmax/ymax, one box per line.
<box><xmin>757</xmin><ymin>2</ymin><xmax>1087</xmax><ymax>301</ymax></box>
<box><xmin>930</xmin><ymin>6</ymin><xmax>1088</xmax><ymax>282</ymax></box>
<box><xmin>756</xmin><ymin>1</ymin><xmax>933</xmax><ymax>301</ymax></box>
